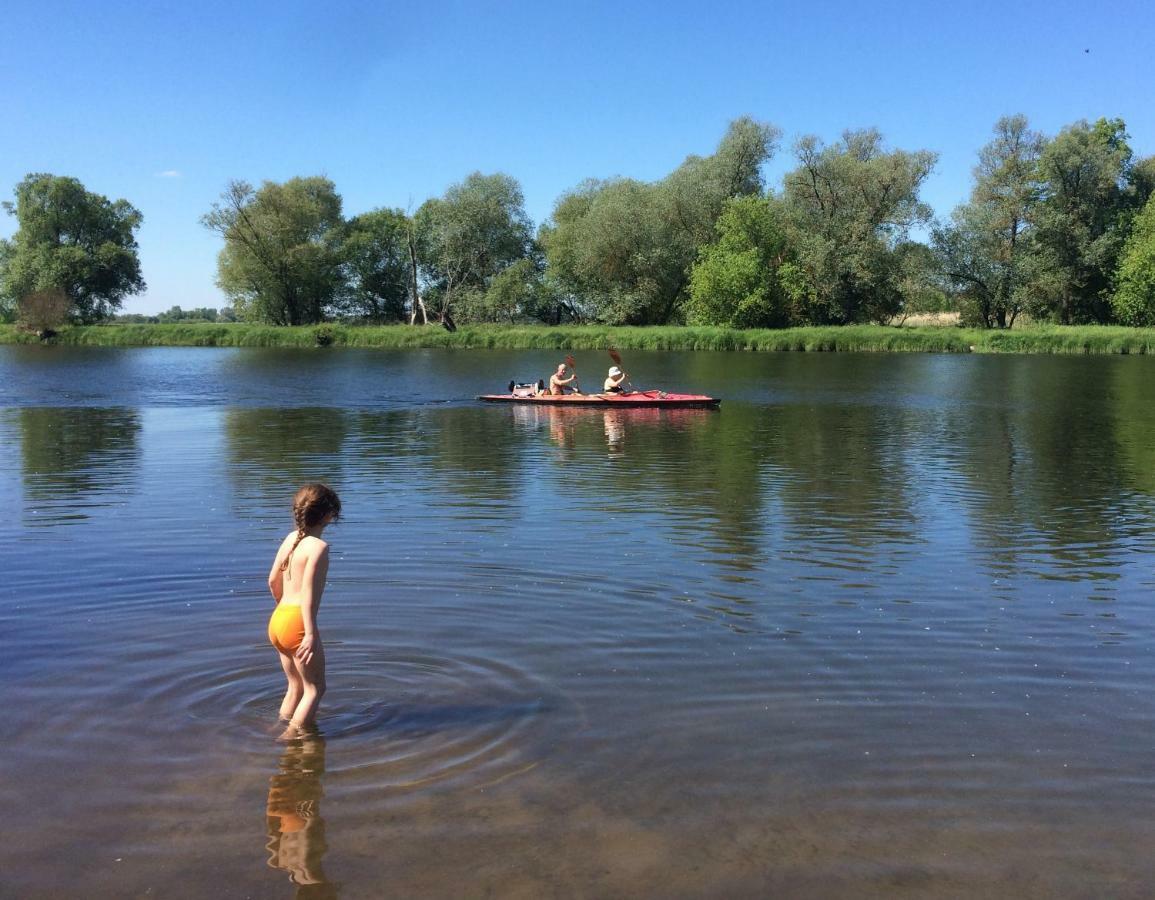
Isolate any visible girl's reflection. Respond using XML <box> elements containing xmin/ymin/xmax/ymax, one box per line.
<box><xmin>266</xmin><ymin>734</ymin><xmax>337</xmax><ymax>897</ymax></box>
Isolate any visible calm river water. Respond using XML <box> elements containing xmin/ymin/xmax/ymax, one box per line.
<box><xmin>4</xmin><ymin>345</ymin><xmax>1155</xmax><ymax>898</ymax></box>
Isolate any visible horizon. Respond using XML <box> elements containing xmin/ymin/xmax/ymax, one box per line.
<box><xmin>2</xmin><ymin>0</ymin><xmax>1151</xmax><ymax>315</ymax></box>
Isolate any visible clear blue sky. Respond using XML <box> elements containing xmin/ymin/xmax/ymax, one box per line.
<box><xmin>2</xmin><ymin>0</ymin><xmax>1151</xmax><ymax>314</ymax></box>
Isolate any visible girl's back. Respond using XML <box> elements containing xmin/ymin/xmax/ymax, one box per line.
<box><xmin>273</xmin><ymin>531</ymin><xmax>329</xmax><ymax>605</ymax></box>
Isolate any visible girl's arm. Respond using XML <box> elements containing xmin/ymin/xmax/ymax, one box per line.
<box><xmin>295</xmin><ymin>543</ymin><xmax>330</xmax><ymax>665</ymax></box>
<box><xmin>267</xmin><ymin>534</ymin><xmax>291</xmax><ymax>602</ymax></box>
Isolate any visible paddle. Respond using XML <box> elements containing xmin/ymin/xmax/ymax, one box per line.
<box><xmin>564</xmin><ymin>354</ymin><xmax>581</xmax><ymax>393</ymax></box>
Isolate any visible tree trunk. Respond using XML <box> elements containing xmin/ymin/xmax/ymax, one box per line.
<box><xmin>407</xmin><ymin>229</ymin><xmax>428</xmax><ymax>325</ymax></box>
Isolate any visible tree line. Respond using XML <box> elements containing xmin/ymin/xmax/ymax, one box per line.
<box><xmin>2</xmin><ymin>114</ymin><xmax>1154</xmax><ymax>330</ymax></box>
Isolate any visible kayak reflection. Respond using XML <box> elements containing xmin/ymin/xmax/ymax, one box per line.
<box><xmin>511</xmin><ymin>404</ymin><xmax>715</xmax><ymax>459</ymax></box>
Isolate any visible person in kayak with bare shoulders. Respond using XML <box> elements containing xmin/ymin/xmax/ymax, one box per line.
<box><xmin>545</xmin><ymin>362</ymin><xmax>579</xmax><ymax>395</ymax></box>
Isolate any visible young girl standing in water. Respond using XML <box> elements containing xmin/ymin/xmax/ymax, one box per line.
<box><xmin>267</xmin><ymin>484</ymin><xmax>341</xmax><ymax>734</ymax></box>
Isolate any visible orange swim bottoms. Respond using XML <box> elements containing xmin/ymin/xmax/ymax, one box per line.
<box><xmin>268</xmin><ymin>603</ymin><xmax>305</xmax><ymax>654</ymax></box>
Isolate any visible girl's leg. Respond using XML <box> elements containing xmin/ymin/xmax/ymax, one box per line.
<box><xmin>277</xmin><ymin>649</ymin><xmax>303</xmax><ymax>720</ymax></box>
<box><xmin>288</xmin><ymin>642</ymin><xmax>326</xmax><ymax>729</ymax></box>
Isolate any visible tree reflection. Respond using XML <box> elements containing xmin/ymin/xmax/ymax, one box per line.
<box><xmin>520</xmin><ymin>405</ymin><xmax>767</xmax><ymax>567</ymax></box>
<box><xmin>265</xmin><ymin>734</ymin><xmax>336</xmax><ymax>897</ymax></box>
<box><xmin>1109</xmin><ymin>358</ymin><xmax>1155</xmax><ymax>497</ymax></box>
<box><xmin>16</xmin><ymin>407</ymin><xmax>140</xmax><ymax>526</ymax></box>
<box><xmin>224</xmin><ymin>408</ymin><xmax>348</xmax><ymax>505</ymax></box>
<box><xmin>423</xmin><ymin>407</ymin><xmax>530</xmax><ymax>505</ymax></box>
<box><xmin>949</xmin><ymin>357</ymin><xmax>1131</xmax><ymax>580</ymax></box>
<box><xmin>763</xmin><ymin>402</ymin><xmax>917</xmax><ymax>552</ymax></box>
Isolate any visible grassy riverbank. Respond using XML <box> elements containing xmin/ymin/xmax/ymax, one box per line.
<box><xmin>5</xmin><ymin>322</ymin><xmax>1155</xmax><ymax>354</ymax></box>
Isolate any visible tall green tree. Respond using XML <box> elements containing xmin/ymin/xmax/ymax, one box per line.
<box><xmin>338</xmin><ymin>207</ymin><xmax>410</xmax><ymax>322</ymax></box>
<box><xmin>1025</xmin><ymin>118</ymin><xmax>1134</xmax><ymax>323</ymax></box>
<box><xmin>0</xmin><ymin>173</ymin><xmax>145</xmax><ymax>323</ymax></box>
<box><xmin>1111</xmin><ymin>193</ymin><xmax>1155</xmax><ymax>326</ymax></box>
<box><xmin>202</xmin><ymin>177</ymin><xmax>345</xmax><ymax>325</ymax></box>
<box><xmin>542</xmin><ymin>117</ymin><xmax>781</xmax><ymax>325</ymax></box>
<box><xmin>781</xmin><ymin>129</ymin><xmax>937</xmax><ymax>324</ymax></box>
<box><xmin>934</xmin><ymin>115</ymin><xmax>1046</xmax><ymax>327</ymax></box>
<box><xmin>0</xmin><ymin>238</ymin><xmax>14</xmax><ymax>321</ymax></box>
<box><xmin>413</xmin><ymin>172</ymin><xmax>534</xmax><ymax>322</ymax></box>
<box><xmin>687</xmin><ymin>195</ymin><xmax>794</xmax><ymax>328</ymax></box>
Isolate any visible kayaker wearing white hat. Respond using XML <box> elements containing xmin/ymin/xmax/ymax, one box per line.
<box><xmin>604</xmin><ymin>365</ymin><xmax>628</xmax><ymax>394</ymax></box>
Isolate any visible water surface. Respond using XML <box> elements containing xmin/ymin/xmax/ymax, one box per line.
<box><xmin>4</xmin><ymin>346</ymin><xmax>1155</xmax><ymax>898</ymax></box>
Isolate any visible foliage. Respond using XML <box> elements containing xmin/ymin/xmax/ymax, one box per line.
<box><xmin>780</xmin><ymin>129</ymin><xmax>938</xmax><ymax>325</ymax></box>
<box><xmin>891</xmin><ymin>241</ymin><xmax>950</xmax><ymax>323</ymax></box>
<box><xmin>1</xmin><ymin>173</ymin><xmax>145</xmax><ymax>322</ymax></box>
<box><xmin>17</xmin><ymin>287</ymin><xmax>72</xmax><ymax>332</ymax></box>
<box><xmin>1024</xmin><ymin>118</ymin><xmax>1134</xmax><ymax>324</ymax></box>
<box><xmin>934</xmin><ymin>115</ymin><xmax>1046</xmax><ymax>328</ymax></box>
<box><xmin>0</xmin><ymin>238</ymin><xmax>13</xmax><ymax>322</ymax></box>
<box><xmin>542</xmin><ymin>118</ymin><xmax>781</xmax><ymax>325</ymax></box>
<box><xmin>338</xmin><ymin>207</ymin><xmax>410</xmax><ymax>322</ymax></box>
<box><xmin>462</xmin><ymin>258</ymin><xmax>543</xmax><ymax>324</ymax></box>
<box><xmin>1111</xmin><ymin>194</ymin><xmax>1155</xmax><ymax>326</ymax></box>
<box><xmin>156</xmin><ymin>305</ymin><xmax>222</xmax><ymax>322</ymax></box>
<box><xmin>202</xmin><ymin>177</ymin><xmax>345</xmax><ymax>325</ymax></box>
<box><xmin>413</xmin><ymin>172</ymin><xmax>535</xmax><ymax>319</ymax></box>
<box><xmin>687</xmin><ymin>196</ymin><xmax>794</xmax><ymax>327</ymax></box>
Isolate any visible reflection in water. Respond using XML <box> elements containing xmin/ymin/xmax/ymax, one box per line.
<box><xmin>225</xmin><ymin>408</ymin><xmax>348</xmax><ymax>506</ymax></box>
<box><xmin>948</xmin><ymin>358</ymin><xmax>1136</xmax><ymax>581</ymax></box>
<box><xmin>767</xmin><ymin>402</ymin><xmax>917</xmax><ymax>555</ymax></box>
<box><xmin>510</xmin><ymin>405</ymin><xmax>768</xmax><ymax>566</ymax></box>
<box><xmin>266</xmin><ymin>735</ymin><xmax>337</xmax><ymax>897</ymax></box>
<box><xmin>16</xmin><ymin>407</ymin><xmax>140</xmax><ymax>526</ymax></box>
<box><xmin>603</xmin><ymin>410</ymin><xmax>625</xmax><ymax>459</ymax></box>
<box><xmin>1110</xmin><ymin>358</ymin><xmax>1155</xmax><ymax>497</ymax></box>
<box><xmin>422</xmin><ymin>407</ymin><xmax>529</xmax><ymax>504</ymax></box>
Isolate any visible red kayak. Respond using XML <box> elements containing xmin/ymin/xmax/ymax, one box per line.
<box><xmin>478</xmin><ymin>390</ymin><xmax>720</xmax><ymax>409</ymax></box>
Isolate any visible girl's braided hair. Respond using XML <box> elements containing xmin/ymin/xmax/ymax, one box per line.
<box><xmin>282</xmin><ymin>483</ymin><xmax>341</xmax><ymax>578</ymax></box>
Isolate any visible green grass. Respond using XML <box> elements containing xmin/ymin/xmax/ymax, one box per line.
<box><xmin>5</xmin><ymin>322</ymin><xmax>1155</xmax><ymax>354</ymax></box>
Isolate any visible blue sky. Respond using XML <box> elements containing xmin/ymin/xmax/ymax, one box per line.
<box><xmin>2</xmin><ymin>0</ymin><xmax>1151</xmax><ymax>314</ymax></box>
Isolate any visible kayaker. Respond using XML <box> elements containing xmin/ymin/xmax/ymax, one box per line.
<box><xmin>604</xmin><ymin>366</ymin><xmax>628</xmax><ymax>394</ymax></box>
<box><xmin>546</xmin><ymin>362</ymin><xmax>578</xmax><ymax>395</ymax></box>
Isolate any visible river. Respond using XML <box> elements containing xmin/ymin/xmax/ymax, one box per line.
<box><xmin>4</xmin><ymin>345</ymin><xmax>1155</xmax><ymax>898</ymax></box>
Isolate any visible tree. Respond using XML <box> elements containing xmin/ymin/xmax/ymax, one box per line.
<box><xmin>934</xmin><ymin>115</ymin><xmax>1045</xmax><ymax>327</ymax></box>
<box><xmin>1112</xmin><ymin>194</ymin><xmax>1155</xmax><ymax>326</ymax></box>
<box><xmin>781</xmin><ymin>129</ymin><xmax>938</xmax><ymax>324</ymax></box>
<box><xmin>541</xmin><ymin>118</ymin><xmax>781</xmax><ymax>325</ymax></box>
<box><xmin>1026</xmin><ymin>118</ymin><xmax>1134</xmax><ymax>323</ymax></box>
<box><xmin>892</xmin><ymin>241</ymin><xmax>950</xmax><ymax>324</ymax></box>
<box><xmin>413</xmin><ymin>172</ymin><xmax>534</xmax><ymax>322</ymax></box>
<box><xmin>687</xmin><ymin>195</ymin><xmax>794</xmax><ymax>328</ymax></box>
<box><xmin>0</xmin><ymin>238</ymin><xmax>13</xmax><ymax>322</ymax></box>
<box><xmin>543</xmin><ymin>176</ymin><xmax>683</xmax><ymax>325</ymax></box>
<box><xmin>338</xmin><ymin>208</ymin><xmax>410</xmax><ymax>322</ymax></box>
<box><xmin>155</xmin><ymin>305</ymin><xmax>220</xmax><ymax>323</ymax></box>
<box><xmin>17</xmin><ymin>287</ymin><xmax>71</xmax><ymax>333</ymax></box>
<box><xmin>1</xmin><ymin>173</ymin><xmax>145</xmax><ymax>322</ymax></box>
<box><xmin>202</xmin><ymin>177</ymin><xmax>344</xmax><ymax>325</ymax></box>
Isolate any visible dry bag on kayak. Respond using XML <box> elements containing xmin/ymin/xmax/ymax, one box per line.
<box><xmin>508</xmin><ymin>380</ymin><xmax>545</xmax><ymax>397</ymax></box>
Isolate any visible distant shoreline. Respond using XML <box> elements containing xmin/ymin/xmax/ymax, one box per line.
<box><xmin>4</xmin><ymin>323</ymin><xmax>1155</xmax><ymax>355</ymax></box>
